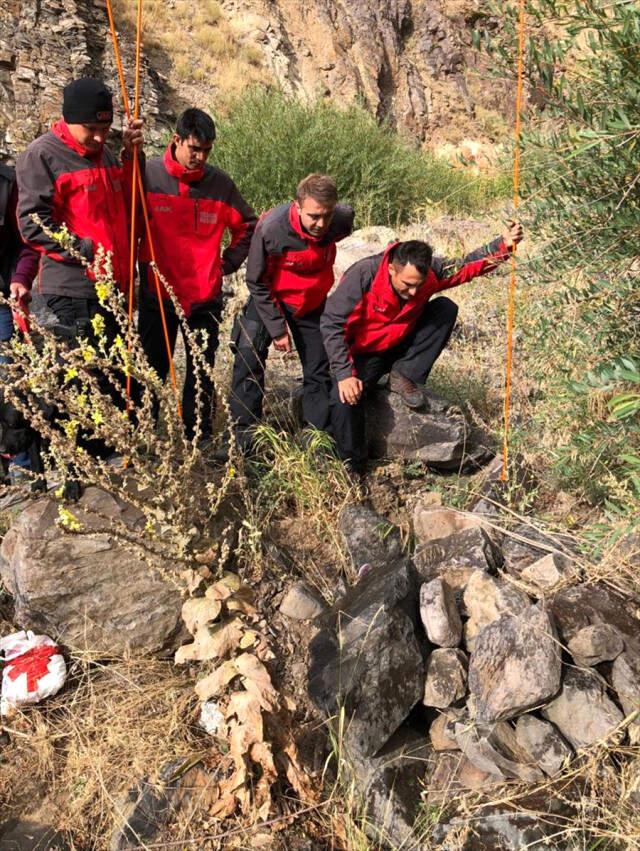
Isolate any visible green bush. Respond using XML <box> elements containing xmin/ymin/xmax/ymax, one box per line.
<box><xmin>213</xmin><ymin>88</ymin><xmax>508</xmax><ymax>224</ymax></box>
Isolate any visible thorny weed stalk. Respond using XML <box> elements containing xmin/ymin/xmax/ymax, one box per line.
<box><xmin>1</xmin><ymin>217</ymin><xmax>236</xmax><ymax>571</ymax></box>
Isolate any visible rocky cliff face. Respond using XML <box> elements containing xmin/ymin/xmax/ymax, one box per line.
<box><xmin>0</xmin><ymin>0</ymin><xmax>163</xmax><ymax>159</ymax></box>
<box><xmin>221</xmin><ymin>0</ymin><xmax>512</xmax><ymax>146</ymax></box>
<box><xmin>0</xmin><ymin>0</ymin><xmax>510</xmax><ymax>160</ymax></box>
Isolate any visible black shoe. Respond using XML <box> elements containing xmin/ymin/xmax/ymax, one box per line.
<box><xmin>388</xmin><ymin>369</ymin><xmax>424</xmax><ymax>409</ymax></box>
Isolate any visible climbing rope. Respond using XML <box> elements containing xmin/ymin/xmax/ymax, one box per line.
<box><xmin>105</xmin><ymin>0</ymin><xmax>182</xmax><ymax>418</ymax></box>
<box><xmin>500</xmin><ymin>0</ymin><xmax>527</xmax><ymax>482</ymax></box>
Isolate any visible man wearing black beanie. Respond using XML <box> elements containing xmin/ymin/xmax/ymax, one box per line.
<box><xmin>15</xmin><ymin>77</ymin><xmax>143</xmax><ymax>323</ymax></box>
<box><xmin>14</xmin><ymin>77</ymin><xmax>143</xmax><ymax>481</ymax></box>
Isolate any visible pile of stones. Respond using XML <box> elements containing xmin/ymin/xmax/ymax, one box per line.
<box><xmin>308</xmin><ymin>502</ymin><xmax>640</xmax><ymax>849</ymax></box>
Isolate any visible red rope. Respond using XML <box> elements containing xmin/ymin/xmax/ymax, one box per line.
<box><xmin>500</xmin><ymin>0</ymin><xmax>527</xmax><ymax>482</ymax></box>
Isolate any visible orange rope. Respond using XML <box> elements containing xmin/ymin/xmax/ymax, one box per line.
<box><xmin>500</xmin><ymin>0</ymin><xmax>526</xmax><ymax>482</ymax></box>
<box><xmin>105</xmin><ymin>0</ymin><xmax>182</xmax><ymax>418</ymax></box>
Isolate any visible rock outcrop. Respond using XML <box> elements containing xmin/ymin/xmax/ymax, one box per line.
<box><xmin>0</xmin><ymin>487</ymin><xmax>184</xmax><ymax>656</ymax></box>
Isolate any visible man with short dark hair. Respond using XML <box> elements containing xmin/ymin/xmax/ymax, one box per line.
<box><xmin>321</xmin><ymin>222</ymin><xmax>523</xmax><ymax>472</ymax></box>
<box><xmin>138</xmin><ymin>107</ymin><xmax>256</xmax><ymax>441</ymax></box>
<box><xmin>229</xmin><ymin>173</ymin><xmax>354</xmax><ymax>453</ymax></box>
<box><xmin>16</xmin><ymin>77</ymin><xmax>143</xmax><ymax>332</ymax></box>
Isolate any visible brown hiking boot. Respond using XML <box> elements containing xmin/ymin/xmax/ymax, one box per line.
<box><xmin>388</xmin><ymin>369</ymin><xmax>424</xmax><ymax>409</ymax></box>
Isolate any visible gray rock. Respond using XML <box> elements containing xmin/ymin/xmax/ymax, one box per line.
<box><xmin>413</xmin><ymin>503</ymin><xmax>485</xmax><ymax>545</ymax></box>
<box><xmin>432</xmin><ymin>805</ymin><xmax>559</xmax><ymax>850</ymax></box>
<box><xmin>345</xmin><ymin>724</ymin><xmax>436</xmax><ymax>849</ymax></box>
<box><xmin>611</xmin><ymin>651</ymin><xmax>640</xmax><ymax>744</ymax></box>
<box><xmin>110</xmin><ymin>759</ymin><xmax>215</xmax><ymax>850</ymax></box>
<box><xmin>279</xmin><ymin>581</ymin><xmax>326</xmax><ymax>620</ymax></box>
<box><xmin>463</xmin><ymin>571</ymin><xmax>531</xmax><ymax>651</ymax></box>
<box><xmin>502</xmin><ymin>523</ymin><xmax>573</xmax><ymax>578</ymax></box>
<box><xmin>567</xmin><ymin>624</ymin><xmax>624</xmax><ymax>667</ymax></box>
<box><xmin>415</xmin><ymin>526</ymin><xmax>502</xmax><ymax>596</ymax></box>
<box><xmin>423</xmin><ymin>648</ymin><xmax>468</xmax><ymax>709</ymax></box>
<box><xmin>542</xmin><ymin>669</ymin><xmax>625</xmax><ymax>750</ymax></box>
<box><xmin>426</xmin><ymin>750</ymin><xmax>496</xmax><ymax>805</ymax></box>
<box><xmin>419</xmin><ymin>578</ymin><xmax>462</xmax><ymax>647</ymax></box>
<box><xmin>515</xmin><ymin>714</ymin><xmax>573</xmax><ymax>776</ymax></box>
<box><xmin>429</xmin><ymin>708</ymin><xmax>464</xmax><ymax>751</ymax></box>
<box><xmin>550</xmin><ymin>583</ymin><xmax>640</xmax><ymax>655</ymax></box>
<box><xmin>0</xmin><ymin>488</ymin><xmax>184</xmax><ymax>656</ymax></box>
<box><xmin>468</xmin><ymin>605</ymin><xmax>561</xmax><ymax>722</ymax></box>
<box><xmin>454</xmin><ymin>720</ymin><xmax>545</xmax><ymax>783</ymax></box>
<box><xmin>365</xmin><ymin>388</ymin><xmax>494</xmax><ymax>471</ymax></box>
<box><xmin>308</xmin><ymin>559</ymin><xmax>423</xmax><ymax>757</ymax></box>
<box><xmin>338</xmin><ymin>504</ymin><xmax>402</xmax><ymax>572</ymax></box>
<box><xmin>0</xmin><ymin>821</ymin><xmax>70</xmax><ymax>851</ymax></box>
<box><xmin>521</xmin><ymin>552</ymin><xmax>574</xmax><ymax>591</ymax></box>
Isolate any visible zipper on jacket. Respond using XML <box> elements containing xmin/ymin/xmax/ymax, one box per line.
<box><xmin>194</xmin><ymin>198</ymin><xmax>199</xmax><ymax>233</ymax></box>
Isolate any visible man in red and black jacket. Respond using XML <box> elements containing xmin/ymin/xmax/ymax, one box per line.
<box><xmin>320</xmin><ymin>222</ymin><xmax>523</xmax><ymax>472</ymax></box>
<box><xmin>16</xmin><ymin>77</ymin><xmax>143</xmax><ymax>337</ymax></box>
<box><xmin>229</xmin><ymin>173</ymin><xmax>354</xmax><ymax>453</ymax></box>
<box><xmin>138</xmin><ymin>108</ymin><xmax>256</xmax><ymax>441</ymax></box>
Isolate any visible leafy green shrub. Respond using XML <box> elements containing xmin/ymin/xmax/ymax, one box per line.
<box><xmin>213</xmin><ymin>88</ymin><xmax>508</xmax><ymax>224</ymax></box>
<box><xmin>480</xmin><ymin>0</ymin><xmax>640</xmax><ymax>518</ymax></box>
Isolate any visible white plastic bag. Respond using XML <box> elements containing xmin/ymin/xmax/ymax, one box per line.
<box><xmin>0</xmin><ymin>630</ymin><xmax>67</xmax><ymax>716</ymax></box>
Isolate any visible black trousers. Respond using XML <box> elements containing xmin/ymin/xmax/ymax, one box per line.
<box><xmin>330</xmin><ymin>296</ymin><xmax>459</xmax><ymax>470</ymax></box>
<box><xmin>229</xmin><ymin>297</ymin><xmax>331</xmax><ymax>450</ymax></box>
<box><xmin>138</xmin><ymin>290</ymin><xmax>222</xmax><ymax>440</ymax></box>
<box><xmin>45</xmin><ymin>295</ymin><xmax>124</xmax><ymax>459</ymax></box>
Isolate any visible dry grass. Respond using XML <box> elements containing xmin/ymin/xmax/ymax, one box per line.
<box><xmin>112</xmin><ymin>0</ymin><xmax>272</xmax><ymax>108</ymax></box>
<box><xmin>0</xmin><ymin>655</ymin><xmax>203</xmax><ymax>848</ymax></box>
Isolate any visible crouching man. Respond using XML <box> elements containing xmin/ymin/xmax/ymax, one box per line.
<box><xmin>320</xmin><ymin>222</ymin><xmax>523</xmax><ymax>473</ymax></box>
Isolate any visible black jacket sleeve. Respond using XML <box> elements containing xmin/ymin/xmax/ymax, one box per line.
<box><xmin>244</xmin><ymin>220</ymin><xmax>287</xmax><ymax>339</ymax></box>
<box><xmin>221</xmin><ymin>182</ymin><xmax>257</xmax><ymax>276</ymax></box>
<box><xmin>320</xmin><ymin>261</ymin><xmax>372</xmax><ymax>381</ymax></box>
<box><xmin>15</xmin><ymin>145</ymin><xmax>90</xmax><ymax>264</ymax></box>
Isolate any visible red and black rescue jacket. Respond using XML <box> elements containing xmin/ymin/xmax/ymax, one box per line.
<box><xmin>16</xmin><ymin>119</ymin><xmax>134</xmax><ymax>297</ymax></box>
<box><xmin>245</xmin><ymin>202</ymin><xmax>354</xmax><ymax>340</ymax></box>
<box><xmin>321</xmin><ymin>237</ymin><xmax>510</xmax><ymax>380</ymax></box>
<box><xmin>139</xmin><ymin>144</ymin><xmax>257</xmax><ymax>314</ymax></box>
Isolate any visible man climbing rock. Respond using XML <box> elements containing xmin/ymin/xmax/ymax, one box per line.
<box><xmin>138</xmin><ymin>108</ymin><xmax>256</xmax><ymax>442</ymax></box>
<box><xmin>16</xmin><ymin>77</ymin><xmax>143</xmax><ymax>339</ymax></box>
<box><xmin>320</xmin><ymin>222</ymin><xmax>524</xmax><ymax>473</ymax></box>
<box><xmin>228</xmin><ymin>173</ymin><xmax>354</xmax><ymax>455</ymax></box>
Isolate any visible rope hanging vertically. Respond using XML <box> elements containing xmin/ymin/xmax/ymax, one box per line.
<box><xmin>500</xmin><ymin>0</ymin><xmax>527</xmax><ymax>482</ymax></box>
<box><xmin>105</xmin><ymin>0</ymin><xmax>182</xmax><ymax>417</ymax></box>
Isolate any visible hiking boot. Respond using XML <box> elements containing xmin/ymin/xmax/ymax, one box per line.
<box><xmin>388</xmin><ymin>369</ymin><xmax>424</xmax><ymax>409</ymax></box>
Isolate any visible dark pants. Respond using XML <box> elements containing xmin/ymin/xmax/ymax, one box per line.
<box><xmin>138</xmin><ymin>290</ymin><xmax>222</xmax><ymax>440</ymax></box>
<box><xmin>330</xmin><ymin>296</ymin><xmax>459</xmax><ymax>470</ymax></box>
<box><xmin>46</xmin><ymin>295</ymin><xmax>124</xmax><ymax>460</ymax></box>
<box><xmin>229</xmin><ymin>297</ymin><xmax>331</xmax><ymax>450</ymax></box>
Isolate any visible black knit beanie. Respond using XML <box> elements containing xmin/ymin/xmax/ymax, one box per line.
<box><xmin>62</xmin><ymin>78</ymin><xmax>113</xmax><ymax>124</ymax></box>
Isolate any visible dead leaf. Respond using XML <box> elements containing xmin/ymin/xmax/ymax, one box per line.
<box><xmin>182</xmin><ymin>597</ymin><xmax>222</xmax><ymax>635</ymax></box>
<box><xmin>235</xmin><ymin>653</ymin><xmax>278</xmax><ymax>711</ymax></box>
<box><xmin>175</xmin><ymin>617</ymin><xmax>244</xmax><ymax>664</ymax></box>
<box><xmin>239</xmin><ymin>630</ymin><xmax>257</xmax><ymax>649</ymax></box>
<box><xmin>206</xmin><ymin>572</ymin><xmax>241</xmax><ymax>601</ymax></box>
<box><xmin>180</xmin><ymin>568</ymin><xmax>204</xmax><ymax>595</ymax></box>
<box><xmin>195</xmin><ymin>659</ymin><xmax>238</xmax><ymax>701</ymax></box>
<box><xmin>227</xmin><ymin>692</ymin><xmax>263</xmax><ymax>738</ymax></box>
<box><xmin>225</xmin><ymin>585</ymin><xmax>258</xmax><ymax>617</ymax></box>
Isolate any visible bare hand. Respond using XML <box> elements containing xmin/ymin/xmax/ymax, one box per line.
<box><xmin>503</xmin><ymin>219</ymin><xmax>524</xmax><ymax>248</ymax></box>
<box><xmin>273</xmin><ymin>332</ymin><xmax>292</xmax><ymax>353</ymax></box>
<box><xmin>338</xmin><ymin>376</ymin><xmax>363</xmax><ymax>405</ymax></box>
<box><xmin>10</xmin><ymin>282</ymin><xmax>32</xmax><ymax>305</ymax></box>
<box><xmin>123</xmin><ymin>118</ymin><xmax>144</xmax><ymax>154</ymax></box>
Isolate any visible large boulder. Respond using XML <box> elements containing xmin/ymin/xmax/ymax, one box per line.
<box><xmin>423</xmin><ymin>648</ymin><xmax>468</xmax><ymax>709</ymax></box>
<box><xmin>414</xmin><ymin>526</ymin><xmax>501</xmax><ymax>596</ymax></box>
<box><xmin>308</xmin><ymin>559</ymin><xmax>424</xmax><ymax>758</ymax></box>
<box><xmin>515</xmin><ymin>714</ymin><xmax>573</xmax><ymax>776</ymax></box>
<box><xmin>463</xmin><ymin>572</ymin><xmax>531</xmax><ymax>651</ymax></box>
<box><xmin>364</xmin><ymin>388</ymin><xmax>494</xmax><ymax>470</ymax></box>
<box><xmin>550</xmin><ymin>583</ymin><xmax>640</xmax><ymax>655</ymax></box>
<box><xmin>0</xmin><ymin>488</ymin><xmax>184</xmax><ymax>656</ymax></box>
<box><xmin>611</xmin><ymin>650</ymin><xmax>640</xmax><ymax>744</ymax></box>
<box><xmin>413</xmin><ymin>503</ymin><xmax>486</xmax><ymax>546</ymax></box>
<box><xmin>419</xmin><ymin>578</ymin><xmax>462</xmax><ymax>647</ymax></box>
<box><xmin>454</xmin><ymin>719</ymin><xmax>545</xmax><ymax>783</ymax></box>
<box><xmin>468</xmin><ymin>605</ymin><xmax>562</xmax><ymax>722</ymax></box>
<box><xmin>338</xmin><ymin>504</ymin><xmax>403</xmax><ymax>572</ymax></box>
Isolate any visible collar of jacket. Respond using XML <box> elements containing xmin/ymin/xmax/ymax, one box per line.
<box><xmin>51</xmin><ymin>119</ymin><xmax>103</xmax><ymax>160</ymax></box>
<box><xmin>370</xmin><ymin>241</ymin><xmax>404</xmax><ymax>312</ymax></box>
<box><xmin>163</xmin><ymin>143</ymin><xmax>205</xmax><ymax>184</ymax></box>
<box><xmin>288</xmin><ymin>202</ymin><xmax>323</xmax><ymax>243</ymax></box>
